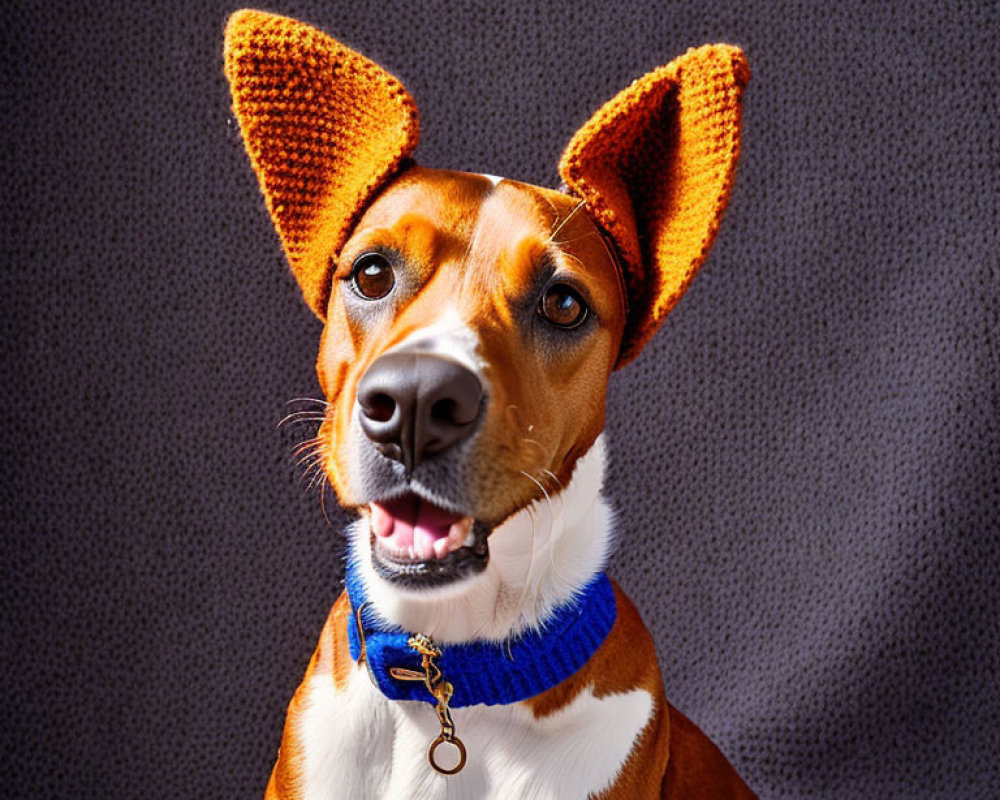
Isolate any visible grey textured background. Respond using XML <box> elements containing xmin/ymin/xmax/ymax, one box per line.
<box><xmin>3</xmin><ymin>1</ymin><xmax>998</xmax><ymax>798</ymax></box>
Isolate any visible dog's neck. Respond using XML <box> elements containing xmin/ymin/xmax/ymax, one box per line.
<box><xmin>352</xmin><ymin>434</ymin><xmax>614</xmax><ymax>644</ymax></box>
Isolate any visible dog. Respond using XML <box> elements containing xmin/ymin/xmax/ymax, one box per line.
<box><xmin>225</xmin><ymin>9</ymin><xmax>754</xmax><ymax>799</ymax></box>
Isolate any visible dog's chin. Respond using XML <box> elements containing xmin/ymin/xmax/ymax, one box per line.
<box><xmin>366</xmin><ymin>491</ymin><xmax>492</xmax><ymax>590</ymax></box>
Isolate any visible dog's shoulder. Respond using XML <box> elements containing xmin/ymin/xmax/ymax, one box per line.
<box><xmin>521</xmin><ymin>581</ymin><xmax>668</xmax><ymax>797</ymax></box>
<box><xmin>526</xmin><ymin>582</ymin><xmax>755</xmax><ymax>799</ymax></box>
<box><xmin>660</xmin><ymin>705</ymin><xmax>758</xmax><ymax>799</ymax></box>
<box><xmin>309</xmin><ymin>590</ymin><xmax>355</xmax><ymax>693</ymax></box>
<box><xmin>264</xmin><ymin>592</ymin><xmax>356</xmax><ymax>799</ymax></box>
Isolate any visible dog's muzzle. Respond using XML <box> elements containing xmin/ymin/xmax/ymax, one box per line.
<box><xmin>357</xmin><ymin>351</ymin><xmax>489</xmax><ymax>587</ymax></box>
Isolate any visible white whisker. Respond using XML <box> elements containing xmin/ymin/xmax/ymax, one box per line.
<box><xmin>283</xmin><ymin>397</ymin><xmax>330</xmax><ymax>407</ymax></box>
<box><xmin>277</xmin><ymin>410</ymin><xmax>328</xmax><ymax>429</ymax></box>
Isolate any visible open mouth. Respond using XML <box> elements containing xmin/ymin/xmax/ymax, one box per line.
<box><xmin>368</xmin><ymin>492</ymin><xmax>490</xmax><ymax>587</ymax></box>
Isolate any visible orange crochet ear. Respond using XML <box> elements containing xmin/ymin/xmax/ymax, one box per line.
<box><xmin>224</xmin><ymin>10</ymin><xmax>419</xmax><ymax>318</ymax></box>
<box><xmin>559</xmin><ymin>45</ymin><xmax>750</xmax><ymax>368</ymax></box>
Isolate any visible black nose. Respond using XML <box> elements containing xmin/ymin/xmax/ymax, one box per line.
<box><xmin>357</xmin><ymin>352</ymin><xmax>484</xmax><ymax>471</ymax></box>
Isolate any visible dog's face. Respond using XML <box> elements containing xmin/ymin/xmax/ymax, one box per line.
<box><xmin>315</xmin><ymin>166</ymin><xmax>625</xmax><ymax>587</ymax></box>
<box><xmin>224</xmin><ymin>10</ymin><xmax>747</xmax><ymax>630</ymax></box>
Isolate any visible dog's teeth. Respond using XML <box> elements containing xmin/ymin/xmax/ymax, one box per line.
<box><xmin>414</xmin><ymin>533</ymin><xmax>436</xmax><ymax>561</ymax></box>
<box><xmin>462</xmin><ymin>529</ymin><xmax>476</xmax><ymax>548</ymax></box>
<box><xmin>433</xmin><ymin>538</ymin><xmax>451</xmax><ymax>559</ymax></box>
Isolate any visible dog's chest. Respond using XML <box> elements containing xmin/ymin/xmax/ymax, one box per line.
<box><xmin>295</xmin><ymin>664</ymin><xmax>653</xmax><ymax>799</ymax></box>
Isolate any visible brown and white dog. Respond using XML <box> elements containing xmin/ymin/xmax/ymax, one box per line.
<box><xmin>225</xmin><ymin>10</ymin><xmax>755</xmax><ymax>799</ymax></box>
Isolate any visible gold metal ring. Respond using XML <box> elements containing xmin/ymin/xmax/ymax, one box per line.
<box><xmin>428</xmin><ymin>734</ymin><xmax>467</xmax><ymax>775</ymax></box>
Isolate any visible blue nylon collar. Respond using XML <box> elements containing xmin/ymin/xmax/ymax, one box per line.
<box><xmin>345</xmin><ymin>567</ymin><xmax>616</xmax><ymax>708</ymax></box>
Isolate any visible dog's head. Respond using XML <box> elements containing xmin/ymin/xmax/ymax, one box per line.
<box><xmin>225</xmin><ymin>10</ymin><xmax>747</xmax><ymax>638</ymax></box>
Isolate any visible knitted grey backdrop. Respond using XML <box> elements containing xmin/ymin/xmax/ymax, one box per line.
<box><xmin>3</xmin><ymin>1</ymin><xmax>997</xmax><ymax>797</ymax></box>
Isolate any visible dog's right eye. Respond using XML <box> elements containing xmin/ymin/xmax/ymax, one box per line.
<box><xmin>351</xmin><ymin>253</ymin><xmax>395</xmax><ymax>300</ymax></box>
<box><xmin>537</xmin><ymin>283</ymin><xmax>589</xmax><ymax>329</ymax></box>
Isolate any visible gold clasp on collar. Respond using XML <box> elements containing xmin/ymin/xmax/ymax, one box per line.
<box><xmin>389</xmin><ymin>633</ymin><xmax>467</xmax><ymax>775</ymax></box>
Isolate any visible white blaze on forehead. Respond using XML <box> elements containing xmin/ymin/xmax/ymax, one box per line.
<box><xmin>384</xmin><ymin>308</ymin><xmax>486</xmax><ymax>380</ymax></box>
<box><xmin>480</xmin><ymin>173</ymin><xmax>504</xmax><ymax>186</ymax></box>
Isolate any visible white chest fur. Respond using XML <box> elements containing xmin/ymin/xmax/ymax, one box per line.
<box><xmin>297</xmin><ymin>664</ymin><xmax>653</xmax><ymax>800</ymax></box>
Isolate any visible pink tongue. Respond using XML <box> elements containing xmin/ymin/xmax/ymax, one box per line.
<box><xmin>371</xmin><ymin>495</ymin><xmax>464</xmax><ymax>560</ymax></box>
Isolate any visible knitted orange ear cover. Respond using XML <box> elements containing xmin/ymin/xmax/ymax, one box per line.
<box><xmin>559</xmin><ymin>45</ymin><xmax>750</xmax><ymax>368</ymax></box>
<box><xmin>224</xmin><ymin>10</ymin><xmax>419</xmax><ymax>318</ymax></box>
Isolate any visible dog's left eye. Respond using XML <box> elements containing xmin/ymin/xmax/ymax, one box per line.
<box><xmin>537</xmin><ymin>283</ymin><xmax>588</xmax><ymax>329</ymax></box>
<box><xmin>351</xmin><ymin>252</ymin><xmax>395</xmax><ymax>300</ymax></box>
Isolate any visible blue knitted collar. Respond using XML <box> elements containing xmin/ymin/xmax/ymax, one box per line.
<box><xmin>345</xmin><ymin>566</ymin><xmax>617</xmax><ymax>708</ymax></box>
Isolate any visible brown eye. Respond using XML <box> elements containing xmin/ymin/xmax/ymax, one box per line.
<box><xmin>538</xmin><ymin>283</ymin><xmax>588</xmax><ymax>329</ymax></box>
<box><xmin>351</xmin><ymin>253</ymin><xmax>395</xmax><ymax>299</ymax></box>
